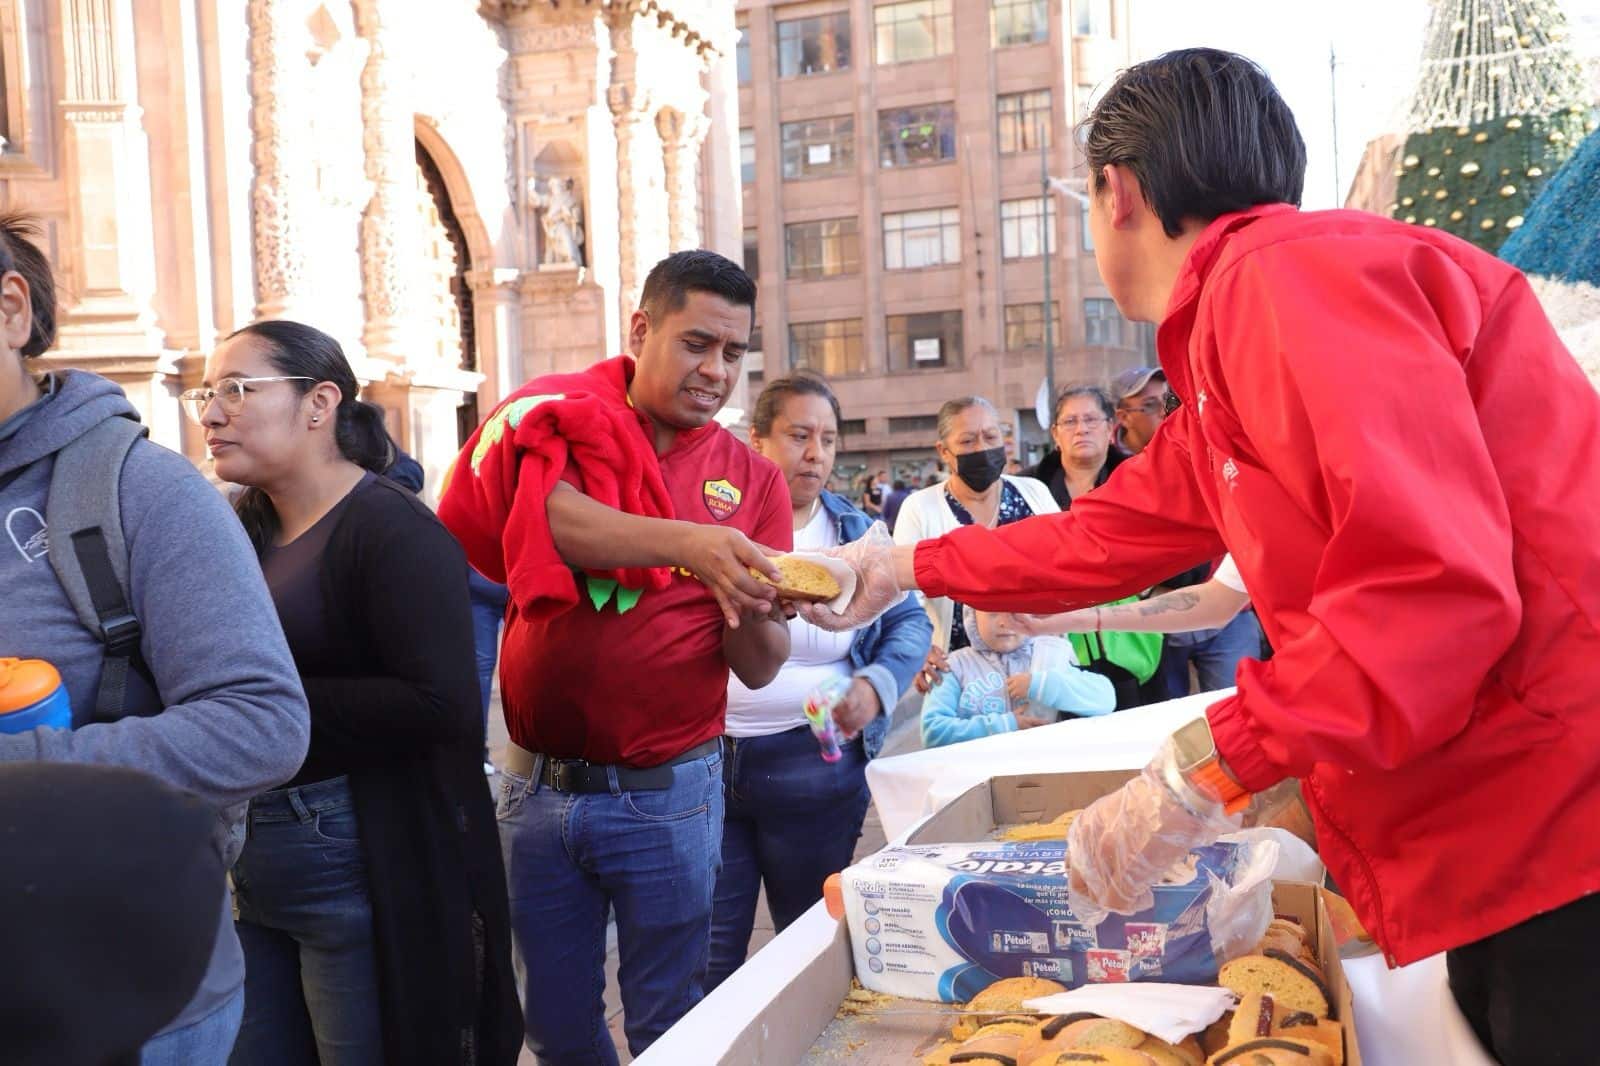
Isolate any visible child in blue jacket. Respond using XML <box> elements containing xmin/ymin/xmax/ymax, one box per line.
<box><xmin>922</xmin><ymin>607</ymin><xmax>1115</xmax><ymax>748</ymax></box>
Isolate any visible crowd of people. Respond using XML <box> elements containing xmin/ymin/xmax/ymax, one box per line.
<box><xmin>0</xmin><ymin>44</ymin><xmax>1595</xmax><ymax>1066</ymax></box>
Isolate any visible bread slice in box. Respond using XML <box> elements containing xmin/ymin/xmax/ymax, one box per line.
<box><xmin>1217</xmin><ymin>950</ymin><xmax>1332</xmax><ymax>1019</ymax></box>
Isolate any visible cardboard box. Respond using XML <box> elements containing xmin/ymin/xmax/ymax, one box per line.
<box><xmin>658</xmin><ymin>770</ymin><xmax>1361</xmax><ymax>1065</ymax></box>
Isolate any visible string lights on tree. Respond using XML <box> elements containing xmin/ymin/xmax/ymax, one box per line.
<box><xmin>1390</xmin><ymin>0</ymin><xmax>1595</xmax><ymax>252</ymax></box>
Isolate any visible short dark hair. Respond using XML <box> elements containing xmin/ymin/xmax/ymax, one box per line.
<box><xmin>1052</xmin><ymin>383</ymin><xmax>1115</xmax><ymax>425</ymax></box>
<box><xmin>639</xmin><ymin>249</ymin><xmax>757</xmax><ymax>323</ymax></box>
<box><xmin>752</xmin><ymin>370</ymin><xmax>842</xmax><ymax>437</ymax></box>
<box><xmin>0</xmin><ymin>213</ymin><xmax>58</xmax><ymax>357</ymax></box>
<box><xmin>1081</xmin><ymin>48</ymin><xmax>1305</xmax><ymax>237</ymax></box>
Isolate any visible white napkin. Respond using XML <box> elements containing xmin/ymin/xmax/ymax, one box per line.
<box><xmin>784</xmin><ymin>552</ymin><xmax>857</xmax><ymax>614</ymax></box>
<box><xmin>1022</xmin><ymin>983</ymin><xmax>1238</xmax><ymax>1046</ymax></box>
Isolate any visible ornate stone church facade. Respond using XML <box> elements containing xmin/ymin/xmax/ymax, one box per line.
<box><xmin>0</xmin><ymin>0</ymin><xmax>741</xmax><ymax>497</ymax></box>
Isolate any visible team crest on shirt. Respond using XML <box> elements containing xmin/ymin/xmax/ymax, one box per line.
<box><xmin>702</xmin><ymin>478</ymin><xmax>742</xmax><ymax>521</ymax></box>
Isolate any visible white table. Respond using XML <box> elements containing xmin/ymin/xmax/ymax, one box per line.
<box><xmin>863</xmin><ymin>693</ymin><xmax>1494</xmax><ymax>1066</ymax></box>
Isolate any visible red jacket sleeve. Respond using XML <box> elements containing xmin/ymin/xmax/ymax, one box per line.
<box><xmin>1202</xmin><ymin>249</ymin><xmax>1521</xmax><ymax>791</ymax></box>
<box><xmin>914</xmin><ymin>412</ymin><xmax>1226</xmax><ymax>611</ymax></box>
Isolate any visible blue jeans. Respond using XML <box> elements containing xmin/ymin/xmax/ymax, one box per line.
<box><xmin>496</xmin><ymin>747</ymin><xmax>724</xmax><ymax>1064</ymax></box>
<box><xmin>1151</xmin><ymin>609</ymin><xmax>1264</xmax><ymax>700</ymax></box>
<box><xmin>705</xmin><ymin>726</ymin><xmax>870</xmax><ymax>992</ymax></box>
<box><xmin>229</xmin><ymin>776</ymin><xmax>384</xmax><ymax>1066</ymax></box>
<box><xmin>141</xmin><ymin>986</ymin><xmax>244</xmax><ymax>1065</ymax></box>
<box><xmin>468</xmin><ymin>571</ymin><xmax>509</xmax><ymax>731</ymax></box>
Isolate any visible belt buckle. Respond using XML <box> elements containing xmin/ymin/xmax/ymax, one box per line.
<box><xmin>548</xmin><ymin>759</ymin><xmax>573</xmax><ymax>792</ymax></box>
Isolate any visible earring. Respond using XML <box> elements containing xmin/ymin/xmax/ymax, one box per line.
<box><xmin>311</xmin><ymin>416</ymin><xmax>321</xmax><ymax>424</ymax></box>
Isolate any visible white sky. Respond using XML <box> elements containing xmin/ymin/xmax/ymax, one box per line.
<box><xmin>1128</xmin><ymin>2</ymin><xmax>1600</xmax><ymax>209</ymax></box>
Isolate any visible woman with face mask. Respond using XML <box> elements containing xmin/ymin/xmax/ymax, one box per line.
<box><xmin>892</xmin><ymin>397</ymin><xmax>1057</xmax><ymax>681</ymax></box>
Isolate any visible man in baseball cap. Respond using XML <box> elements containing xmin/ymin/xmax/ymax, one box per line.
<box><xmin>1109</xmin><ymin>366</ymin><xmax>1171</xmax><ymax>458</ymax></box>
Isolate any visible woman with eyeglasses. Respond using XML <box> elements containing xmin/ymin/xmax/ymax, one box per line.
<box><xmin>893</xmin><ymin>396</ymin><xmax>1057</xmax><ymax>693</ymax></box>
<box><xmin>182</xmin><ymin>320</ymin><xmax>521</xmax><ymax>1066</ymax></box>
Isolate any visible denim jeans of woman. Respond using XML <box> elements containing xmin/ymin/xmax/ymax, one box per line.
<box><xmin>704</xmin><ymin>726</ymin><xmax>871</xmax><ymax>992</ymax></box>
<box><xmin>229</xmin><ymin>775</ymin><xmax>384</xmax><ymax>1066</ymax></box>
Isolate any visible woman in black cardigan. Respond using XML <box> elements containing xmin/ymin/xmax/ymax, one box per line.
<box><xmin>191</xmin><ymin>319</ymin><xmax>520</xmax><ymax>1065</ymax></box>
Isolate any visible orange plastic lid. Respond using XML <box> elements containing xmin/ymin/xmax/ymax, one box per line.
<box><xmin>0</xmin><ymin>658</ymin><xmax>62</xmax><ymax>713</ymax></box>
<box><xmin>823</xmin><ymin>873</ymin><xmax>844</xmax><ymax>920</ymax></box>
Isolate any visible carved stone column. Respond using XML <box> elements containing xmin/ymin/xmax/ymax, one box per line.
<box><xmin>466</xmin><ymin>267</ymin><xmax>522</xmax><ymax>409</ymax></box>
<box><xmin>608</xmin><ymin>82</ymin><xmax>662</xmax><ymax>324</ymax></box>
<box><xmin>353</xmin><ymin>0</ymin><xmax>419</xmax><ymax>365</ymax></box>
<box><xmin>245</xmin><ymin>0</ymin><xmax>309</xmax><ymax>320</ymax></box>
<box><xmin>658</xmin><ymin>102</ymin><xmax>710</xmax><ymax>252</ymax></box>
<box><xmin>55</xmin><ymin>0</ymin><xmax>163</xmax><ymax>348</ymax></box>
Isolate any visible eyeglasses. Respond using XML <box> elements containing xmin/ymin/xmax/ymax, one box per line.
<box><xmin>178</xmin><ymin>376</ymin><xmax>314</xmax><ymax>425</ymax></box>
<box><xmin>1119</xmin><ymin>392</ymin><xmax>1181</xmax><ymax>418</ymax></box>
<box><xmin>1055</xmin><ymin>415</ymin><xmax>1108</xmax><ymax>431</ymax></box>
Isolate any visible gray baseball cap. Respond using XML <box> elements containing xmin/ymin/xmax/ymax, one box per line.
<box><xmin>1110</xmin><ymin>366</ymin><xmax>1165</xmax><ymax>401</ymax></box>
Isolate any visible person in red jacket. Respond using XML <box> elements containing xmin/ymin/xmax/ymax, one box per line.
<box><xmin>805</xmin><ymin>49</ymin><xmax>1600</xmax><ymax>1066</ymax></box>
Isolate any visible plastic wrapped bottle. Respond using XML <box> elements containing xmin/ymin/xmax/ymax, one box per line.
<box><xmin>803</xmin><ymin>677</ymin><xmax>850</xmax><ymax>763</ymax></box>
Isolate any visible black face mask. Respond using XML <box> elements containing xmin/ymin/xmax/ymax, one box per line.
<box><xmin>954</xmin><ymin>446</ymin><xmax>1007</xmax><ymax>493</ymax></box>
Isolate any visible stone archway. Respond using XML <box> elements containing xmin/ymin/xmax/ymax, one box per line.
<box><xmin>414</xmin><ymin>139</ymin><xmax>478</xmax><ymax>446</ymax></box>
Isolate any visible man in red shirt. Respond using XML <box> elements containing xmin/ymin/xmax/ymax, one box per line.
<box><xmin>809</xmin><ymin>50</ymin><xmax>1600</xmax><ymax>1065</ymax></box>
<box><xmin>442</xmin><ymin>251</ymin><xmax>791</xmax><ymax>1063</ymax></box>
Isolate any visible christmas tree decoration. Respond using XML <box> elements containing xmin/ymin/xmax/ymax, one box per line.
<box><xmin>1392</xmin><ymin>0</ymin><xmax>1595</xmax><ymax>253</ymax></box>
<box><xmin>1500</xmin><ymin>128</ymin><xmax>1600</xmax><ymax>391</ymax></box>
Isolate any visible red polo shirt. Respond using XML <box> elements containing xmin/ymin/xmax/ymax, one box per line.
<box><xmin>498</xmin><ymin>377</ymin><xmax>791</xmax><ymax>767</ymax></box>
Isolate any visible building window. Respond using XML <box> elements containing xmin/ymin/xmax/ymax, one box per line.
<box><xmin>781</xmin><ymin>115</ymin><xmax>855</xmax><ymax>180</ymax></box>
<box><xmin>736</xmin><ymin>24</ymin><xmax>752</xmax><ymax>85</ymax></box>
<box><xmin>1079</xmin><ymin>200</ymin><xmax>1094</xmax><ymax>252</ymax></box>
<box><xmin>888</xmin><ymin>414</ymin><xmax>939</xmax><ymax>434</ymax></box>
<box><xmin>878</xmin><ymin>103</ymin><xmax>957</xmax><ymax>168</ymax></box>
<box><xmin>785</xmin><ymin>218</ymin><xmax>861</xmax><ymax>279</ymax></box>
<box><xmin>776</xmin><ymin>11</ymin><xmax>851</xmax><ymax>78</ymax></box>
<box><xmin>882</xmin><ymin>207</ymin><xmax>960</xmax><ymax>270</ymax></box>
<box><xmin>1003</xmin><ymin>301</ymin><xmax>1061</xmax><ymax>349</ymax></box>
<box><xmin>874</xmin><ymin>0</ymin><xmax>954</xmax><ymax>64</ymax></box>
<box><xmin>887</xmin><ymin>310</ymin><xmax>962</xmax><ymax>370</ymax></box>
<box><xmin>1000</xmin><ymin>197</ymin><xmax>1057</xmax><ymax>259</ymax></box>
<box><xmin>996</xmin><ymin>90</ymin><xmax>1051</xmax><ymax>154</ymax></box>
<box><xmin>740</xmin><ymin>128</ymin><xmax>756</xmax><ymax>185</ymax></box>
<box><xmin>790</xmin><ymin>318</ymin><xmax>866</xmax><ymax>376</ymax></box>
<box><xmin>746</xmin><ymin>336</ymin><xmax>765</xmax><ymax>384</ymax></box>
<box><xmin>1074</xmin><ymin>0</ymin><xmax>1111</xmax><ymax>36</ymax></box>
<box><xmin>743</xmin><ymin>227</ymin><xmax>760</xmax><ymax>278</ymax></box>
<box><xmin>1084</xmin><ymin>297</ymin><xmax>1123</xmax><ymax>346</ymax></box>
<box><xmin>992</xmin><ymin>0</ymin><xmax>1048</xmax><ymax>46</ymax></box>
<box><xmin>1075</xmin><ymin>82</ymin><xmax>1097</xmax><ymax>121</ymax></box>
<box><xmin>841</xmin><ymin>418</ymin><xmax>868</xmax><ymax>435</ymax></box>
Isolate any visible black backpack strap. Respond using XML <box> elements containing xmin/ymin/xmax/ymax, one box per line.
<box><xmin>45</xmin><ymin>416</ymin><xmax>150</xmax><ymax>723</ymax></box>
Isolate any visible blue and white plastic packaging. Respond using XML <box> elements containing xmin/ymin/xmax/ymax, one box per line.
<box><xmin>835</xmin><ymin>837</ymin><xmax>1277</xmax><ymax>1002</ymax></box>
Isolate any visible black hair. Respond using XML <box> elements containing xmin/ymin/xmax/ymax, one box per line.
<box><xmin>1053</xmin><ymin>383</ymin><xmax>1115</xmax><ymax>425</ymax></box>
<box><xmin>639</xmin><ymin>249</ymin><xmax>757</xmax><ymax>323</ymax></box>
<box><xmin>751</xmin><ymin>370</ymin><xmax>843</xmax><ymax>437</ymax></box>
<box><xmin>1081</xmin><ymin>48</ymin><xmax>1305</xmax><ymax>237</ymax></box>
<box><xmin>228</xmin><ymin>319</ymin><xmax>395</xmax><ymax>551</ymax></box>
<box><xmin>0</xmin><ymin>212</ymin><xmax>58</xmax><ymax>357</ymax></box>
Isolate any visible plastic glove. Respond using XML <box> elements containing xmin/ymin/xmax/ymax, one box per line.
<box><xmin>1066</xmin><ymin>736</ymin><xmax>1244</xmax><ymax>926</ymax></box>
<box><xmin>795</xmin><ymin>521</ymin><xmax>907</xmax><ymax>632</ymax></box>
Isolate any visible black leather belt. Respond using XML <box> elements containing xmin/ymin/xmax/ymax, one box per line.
<box><xmin>512</xmin><ymin>738</ymin><xmax>721</xmax><ymax>794</ymax></box>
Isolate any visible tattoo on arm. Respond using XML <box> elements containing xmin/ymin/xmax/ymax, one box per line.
<box><xmin>1136</xmin><ymin>590</ymin><xmax>1202</xmax><ymax>617</ymax></box>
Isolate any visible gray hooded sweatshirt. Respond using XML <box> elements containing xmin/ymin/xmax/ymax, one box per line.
<box><xmin>0</xmin><ymin>370</ymin><xmax>309</xmax><ymax>1035</ymax></box>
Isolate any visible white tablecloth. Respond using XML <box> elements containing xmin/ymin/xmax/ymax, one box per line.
<box><xmin>864</xmin><ymin>692</ymin><xmax>1495</xmax><ymax>1066</ymax></box>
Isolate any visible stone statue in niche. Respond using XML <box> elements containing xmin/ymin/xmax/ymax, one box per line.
<box><xmin>528</xmin><ymin>175</ymin><xmax>584</xmax><ymax>268</ymax></box>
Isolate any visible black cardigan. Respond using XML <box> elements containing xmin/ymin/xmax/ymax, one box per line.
<box><xmin>298</xmin><ymin>477</ymin><xmax>521</xmax><ymax>1065</ymax></box>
